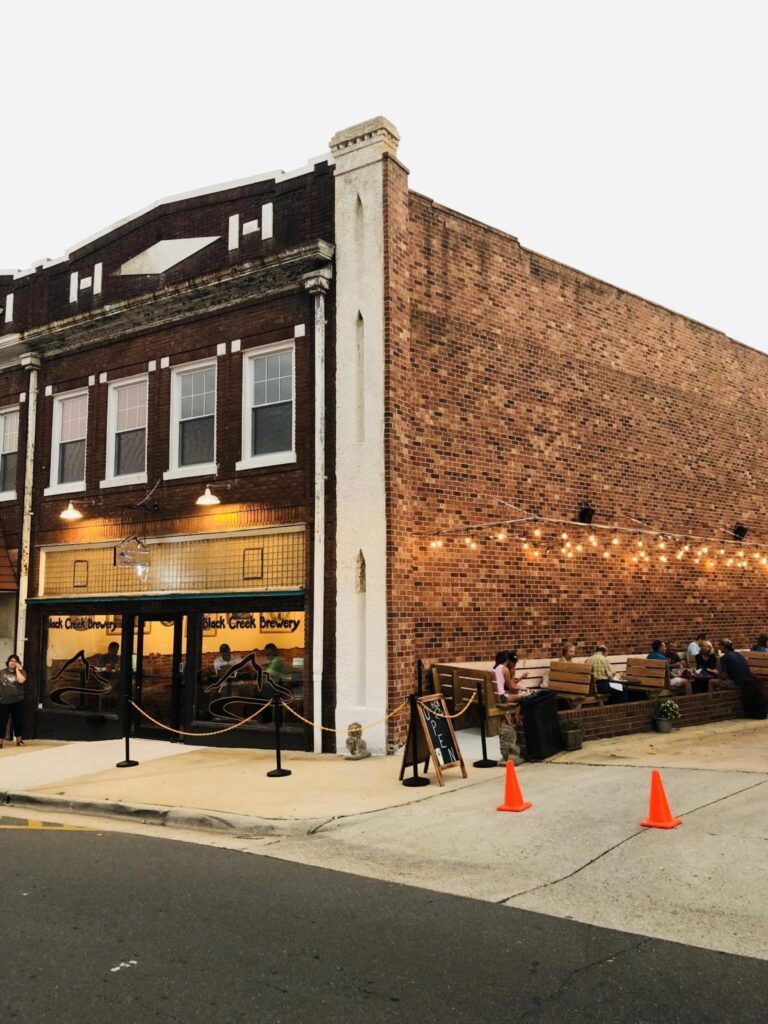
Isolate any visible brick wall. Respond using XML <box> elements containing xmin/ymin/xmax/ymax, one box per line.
<box><xmin>557</xmin><ymin>689</ymin><xmax>743</xmax><ymax>742</ymax></box>
<box><xmin>386</xmin><ymin>189</ymin><xmax>768</xmax><ymax>741</ymax></box>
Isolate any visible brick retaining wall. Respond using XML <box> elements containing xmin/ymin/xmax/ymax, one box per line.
<box><xmin>517</xmin><ymin>690</ymin><xmax>744</xmax><ymax>759</ymax></box>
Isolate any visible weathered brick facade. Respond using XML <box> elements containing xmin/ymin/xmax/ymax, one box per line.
<box><xmin>384</xmin><ymin>188</ymin><xmax>768</xmax><ymax>741</ymax></box>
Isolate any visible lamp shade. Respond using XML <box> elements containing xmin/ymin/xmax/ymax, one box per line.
<box><xmin>196</xmin><ymin>486</ymin><xmax>220</xmax><ymax>507</ymax></box>
<box><xmin>60</xmin><ymin>501</ymin><xmax>83</xmax><ymax>521</ymax></box>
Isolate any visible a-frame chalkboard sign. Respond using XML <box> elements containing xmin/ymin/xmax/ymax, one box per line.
<box><xmin>399</xmin><ymin>693</ymin><xmax>467</xmax><ymax>786</ymax></box>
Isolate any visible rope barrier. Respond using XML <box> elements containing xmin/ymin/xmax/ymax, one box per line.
<box><xmin>429</xmin><ymin>691</ymin><xmax>477</xmax><ymax>719</ymax></box>
<box><xmin>129</xmin><ymin>699</ymin><xmax>271</xmax><ymax>737</ymax></box>
<box><xmin>280</xmin><ymin>699</ymin><xmax>409</xmax><ymax>734</ymax></box>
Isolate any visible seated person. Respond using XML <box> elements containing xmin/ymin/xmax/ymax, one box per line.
<box><xmin>213</xmin><ymin>643</ymin><xmax>234</xmax><ymax>675</ymax></box>
<box><xmin>586</xmin><ymin>643</ymin><xmax>630</xmax><ymax>703</ymax></box>
<box><xmin>558</xmin><ymin>642</ymin><xmax>576</xmax><ymax>663</ymax></box>
<box><xmin>666</xmin><ymin>644</ymin><xmax>682</xmax><ymax>671</ymax></box>
<box><xmin>718</xmin><ymin>639</ymin><xmax>753</xmax><ymax>690</ymax></box>
<box><xmin>493</xmin><ymin>650</ymin><xmax>530</xmax><ymax>702</ymax></box>
<box><xmin>686</xmin><ymin>632</ymin><xmax>707</xmax><ymax>668</ymax></box>
<box><xmin>751</xmin><ymin>634</ymin><xmax>768</xmax><ymax>653</ymax></box>
<box><xmin>647</xmin><ymin>639</ymin><xmax>667</xmax><ymax>660</ymax></box>
<box><xmin>669</xmin><ymin>666</ymin><xmax>694</xmax><ymax>696</ymax></box>
<box><xmin>98</xmin><ymin>642</ymin><xmax>120</xmax><ymax>672</ymax></box>
<box><xmin>693</xmin><ymin>641</ymin><xmax>718</xmax><ymax>693</ymax></box>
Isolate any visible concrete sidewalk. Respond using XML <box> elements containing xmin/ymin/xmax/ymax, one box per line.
<box><xmin>0</xmin><ymin>732</ymin><xmax>506</xmax><ymax>834</ymax></box>
<box><xmin>1</xmin><ymin>721</ymin><xmax>765</xmax><ymax>834</ymax></box>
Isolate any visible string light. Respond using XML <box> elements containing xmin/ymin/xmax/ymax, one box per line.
<box><xmin>533</xmin><ymin>528</ymin><xmax>542</xmax><ymax>538</ymax></box>
<box><xmin>561</xmin><ymin>532</ymin><xmax>569</xmax><ymax>540</ymax></box>
<box><xmin>611</xmin><ymin>535</ymin><xmax>620</xmax><ymax>546</ymax></box>
<box><xmin>496</xmin><ymin>532</ymin><xmax>507</xmax><ymax>542</ymax></box>
<box><xmin>602</xmin><ymin>550</ymin><xmax>611</xmax><ymax>559</ymax></box>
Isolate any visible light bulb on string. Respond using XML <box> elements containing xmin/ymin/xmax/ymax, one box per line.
<box><xmin>533</xmin><ymin>527</ymin><xmax>542</xmax><ymax>538</ymax></box>
<box><xmin>469</xmin><ymin>541</ymin><xmax>478</xmax><ymax>551</ymax></box>
<box><xmin>561</xmin><ymin>532</ymin><xmax>569</xmax><ymax>541</ymax></box>
<box><xmin>602</xmin><ymin>550</ymin><xmax>610</xmax><ymax>559</ymax></box>
<box><xmin>611</xmin><ymin>535</ymin><xmax>620</xmax><ymax>546</ymax></box>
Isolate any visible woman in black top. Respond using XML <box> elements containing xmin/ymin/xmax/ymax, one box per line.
<box><xmin>0</xmin><ymin>654</ymin><xmax>27</xmax><ymax>747</ymax></box>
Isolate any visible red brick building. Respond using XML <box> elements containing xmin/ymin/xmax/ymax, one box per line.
<box><xmin>1</xmin><ymin>117</ymin><xmax>766</xmax><ymax>752</ymax></box>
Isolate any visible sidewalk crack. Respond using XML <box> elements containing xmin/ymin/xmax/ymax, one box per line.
<box><xmin>498</xmin><ymin>830</ymin><xmax>642</xmax><ymax>902</ymax></box>
<box><xmin>516</xmin><ymin>937</ymin><xmax>652</xmax><ymax>1023</ymax></box>
<box><xmin>499</xmin><ymin>776</ymin><xmax>768</xmax><ymax>904</ymax></box>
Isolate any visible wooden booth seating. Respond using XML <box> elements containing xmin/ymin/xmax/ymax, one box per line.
<box><xmin>624</xmin><ymin>656</ymin><xmax>670</xmax><ymax>694</ymax></box>
<box><xmin>431</xmin><ymin>663</ymin><xmax>524</xmax><ymax>737</ymax></box>
<box><xmin>745</xmin><ymin>651</ymin><xmax>768</xmax><ymax>682</ymax></box>
<box><xmin>546</xmin><ymin>660</ymin><xmax>605</xmax><ymax>707</ymax></box>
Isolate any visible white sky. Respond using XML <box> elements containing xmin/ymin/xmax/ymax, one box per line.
<box><xmin>2</xmin><ymin>1</ymin><xmax>766</xmax><ymax>352</ymax></box>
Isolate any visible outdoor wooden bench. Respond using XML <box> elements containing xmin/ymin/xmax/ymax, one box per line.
<box><xmin>431</xmin><ymin>663</ymin><xmax>530</xmax><ymax>737</ymax></box>
<box><xmin>624</xmin><ymin>656</ymin><xmax>670</xmax><ymax>694</ymax></box>
<box><xmin>745</xmin><ymin>651</ymin><xmax>768</xmax><ymax>682</ymax></box>
<box><xmin>546</xmin><ymin>660</ymin><xmax>606</xmax><ymax>707</ymax></box>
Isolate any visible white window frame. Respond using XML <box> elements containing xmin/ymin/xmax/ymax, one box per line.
<box><xmin>163</xmin><ymin>357</ymin><xmax>218</xmax><ymax>481</ymax></box>
<box><xmin>0</xmin><ymin>404</ymin><xmax>19</xmax><ymax>502</ymax></box>
<box><xmin>100</xmin><ymin>374</ymin><xmax>149</xmax><ymax>489</ymax></box>
<box><xmin>236</xmin><ymin>340</ymin><xmax>297</xmax><ymax>472</ymax></box>
<box><xmin>44</xmin><ymin>387</ymin><xmax>89</xmax><ymax>496</ymax></box>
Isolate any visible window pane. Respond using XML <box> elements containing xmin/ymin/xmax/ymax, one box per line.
<box><xmin>59</xmin><ymin>439</ymin><xmax>85</xmax><ymax>483</ymax></box>
<box><xmin>180</xmin><ymin>416</ymin><xmax>214</xmax><ymax>466</ymax></box>
<box><xmin>279</xmin><ymin>376</ymin><xmax>293</xmax><ymax>402</ymax></box>
<box><xmin>253</xmin><ymin>357</ymin><xmax>266</xmax><ymax>383</ymax></box>
<box><xmin>253</xmin><ymin>381</ymin><xmax>266</xmax><ymax>407</ymax></box>
<box><xmin>179</xmin><ymin>369</ymin><xmax>215</xmax><ymax>420</ymax></box>
<box><xmin>0</xmin><ymin>452</ymin><xmax>16</xmax><ymax>492</ymax></box>
<box><xmin>279</xmin><ymin>351</ymin><xmax>293</xmax><ymax>376</ymax></box>
<box><xmin>266</xmin><ymin>354</ymin><xmax>280</xmax><ymax>379</ymax></box>
<box><xmin>116</xmin><ymin>382</ymin><xmax>147</xmax><ymax>432</ymax></box>
<box><xmin>43</xmin><ymin>614</ymin><xmax>120</xmax><ymax>715</ymax></box>
<box><xmin>193</xmin><ymin>611</ymin><xmax>305</xmax><ymax>728</ymax></box>
<box><xmin>1</xmin><ymin>410</ymin><xmax>19</xmax><ymax>453</ymax></box>
<box><xmin>60</xmin><ymin>395</ymin><xmax>87</xmax><ymax>443</ymax></box>
<box><xmin>266</xmin><ymin>377</ymin><xmax>280</xmax><ymax>404</ymax></box>
<box><xmin>252</xmin><ymin>403</ymin><xmax>292</xmax><ymax>456</ymax></box>
<box><xmin>115</xmin><ymin>428</ymin><xmax>146</xmax><ymax>476</ymax></box>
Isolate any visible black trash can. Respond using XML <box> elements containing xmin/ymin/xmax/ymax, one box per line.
<box><xmin>520</xmin><ymin>689</ymin><xmax>563</xmax><ymax>760</ymax></box>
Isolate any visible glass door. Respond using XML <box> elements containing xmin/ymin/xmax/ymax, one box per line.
<box><xmin>132</xmin><ymin>616</ymin><xmax>186</xmax><ymax>738</ymax></box>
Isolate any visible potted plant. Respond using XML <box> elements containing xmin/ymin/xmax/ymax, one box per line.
<box><xmin>559</xmin><ymin>718</ymin><xmax>584</xmax><ymax>750</ymax></box>
<box><xmin>652</xmin><ymin>698</ymin><xmax>681</xmax><ymax>733</ymax></box>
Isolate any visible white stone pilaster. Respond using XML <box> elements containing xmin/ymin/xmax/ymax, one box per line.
<box><xmin>331</xmin><ymin>117</ymin><xmax>400</xmax><ymax>754</ymax></box>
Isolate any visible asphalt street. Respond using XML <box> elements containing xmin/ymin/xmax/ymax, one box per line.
<box><xmin>0</xmin><ymin>817</ymin><xmax>766</xmax><ymax>1024</ymax></box>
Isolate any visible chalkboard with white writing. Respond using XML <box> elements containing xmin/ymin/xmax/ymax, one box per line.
<box><xmin>399</xmin><ymin>693</ymin><xmax>467</xmax><ymax>785</ymax></box>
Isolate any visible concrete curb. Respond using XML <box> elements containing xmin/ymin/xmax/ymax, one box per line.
<box><xmin>0</xmin><ymin>790</ymin><xmax>330</xmax><ymax>837</ymax></box>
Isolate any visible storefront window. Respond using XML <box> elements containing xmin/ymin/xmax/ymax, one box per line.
<box><xmin>42</xmin><ymin>614</ymin><xmax>121</xmax><ymax>715</ymax></box>
<box><xmin>193</xmin><ymin>611</ymin><xmax>305</xmax><ymax>727</ymax></box>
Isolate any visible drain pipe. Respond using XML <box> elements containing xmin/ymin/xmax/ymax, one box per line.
<box><xmin>16</xmin><ymin>352</ymin><xmax>40</xmax><ymax>656</ymax></box>
<box><xmin>303</xmin><ymin>266</ymin><xmax>332</xmax><ymax>752</ymax></box>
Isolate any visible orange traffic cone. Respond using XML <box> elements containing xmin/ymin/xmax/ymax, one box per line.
<box><xmin>496</xmin><ymin>760</ymin><xmax>532</xmax><ymax>812</ymax></box>
<box><xmin>640</xmin><ymin>769</ymin><xmax>682</xmax><ymax>829</ymax></box>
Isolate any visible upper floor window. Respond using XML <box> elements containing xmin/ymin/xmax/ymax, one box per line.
<box><xmin>0</xmin><ymin>407</ymin><xmax>19</xmax><ymax>499</ymax></box>
<box><xmin>47</xmin><ymin>390</ymin><xmax>88</xmax><ymax>493</ymax></box>
<box><xmin>102</xmin><ymin>376</ymin><xmax>148</xmax><ymax>487</ymax></box>
<box><xmin>236</xmin><ymin>343</ymin><xmax>295</xmax><ymax>471</ymax></box>
<box><xmin>164</xmin><ymin>360</ymin><xmax>217</xmax><ymax>480</ymax></box>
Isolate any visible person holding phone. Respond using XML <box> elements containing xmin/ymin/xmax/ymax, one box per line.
<box><xmin>0</xmin><ymin>653</ymin><xmax>27</xmax><ymax>747</ymax></box>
